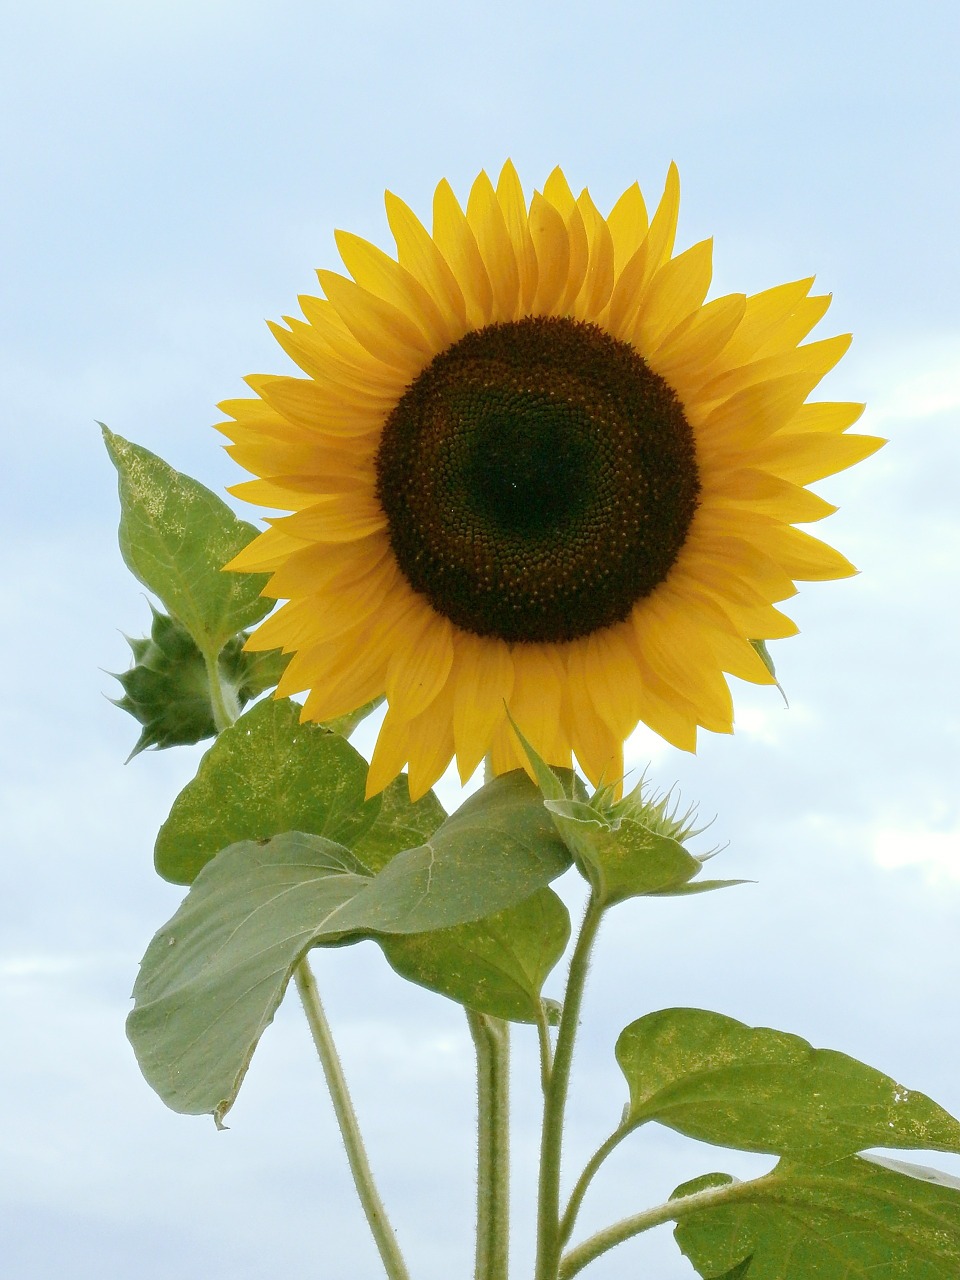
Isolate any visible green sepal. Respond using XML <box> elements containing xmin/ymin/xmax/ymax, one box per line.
<box><xmin>111</xmin><ymin>605</ymin><xmax>288</xmax><ymax>759</ymax></box>
<box><xmin>616</xmin><ymin>1007</ymin><xmax>960</xmax><ymax>1160</ymax></box>
<box><xmin>102</xmin><ymin>426</ymin><xmax>273</xmax><ymax>657</ymax></box>
<box><xmin>673</xmin><ymin>1155</ymin><xmax>960</xmax><ymax>1279</ymax></box>
<box><xmin>379</xmin><ymin>886</ymin><xmax>571</xmax><ymax>1023</ymax></box>
<box><xmin>128</xmin><ymin>770</ymin><xmax>571</xmax><ymax>1120</ymax></box>
<box><xmin>750</xmin><ymin>639</ymin><xmax>788</xmax><ymax>707</ymax></box>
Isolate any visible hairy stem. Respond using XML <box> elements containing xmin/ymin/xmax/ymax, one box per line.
<box><xmin>294</xmin><ymin>959</ymin><xmax>411</xmax><ymax>1280</ymax></box>
<box><xmin>534</xmin><ymin>895</ymin><xmax>604</xmax><ymax>1280</ymax></box>
<box><xmin>535</xmin><ymin>1001</ymin><xmax>554</xmax><ymax>1095</ymax></box>
<box><xmin>558</xmin><ymin>1125</ymin><xmax>631</xmax><ymax>1248</ymax></box>
<box><xmin>202</xmin><ymin>646</ymin><xmax>241</xmax><ymax>732</ymax></box>
<box><xmin>558</xmin><ymin>1173</ymin><xmax>770</xmax><ymax>1278</ymax></box>
<box><xmin>467</xmin><ymin>1010</ymin><xmax>511</xmax><ymax>1280</ymax></box>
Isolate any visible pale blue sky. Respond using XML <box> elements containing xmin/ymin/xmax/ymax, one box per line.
<box><xmin>2</xmin><ymin>3</ymin><xmax>959</xmax><ymax>1277</ymax></box>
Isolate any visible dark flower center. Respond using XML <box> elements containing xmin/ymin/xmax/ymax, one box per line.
<box><xmin>375</xmin><ymin>316</ymin><xmax>700</xmax><ymax>644</ymax></box>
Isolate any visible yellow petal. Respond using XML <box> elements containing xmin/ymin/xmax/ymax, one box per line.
<box><xmin>296</xmin><ymin>294</ymin><xmax>405</xmax><ymax>387</ymax></box>
<box><xmin>366</xmin><ymin>706</ymin><xmax>411</xmax><ymax>798</ymax></box>
<box><xmin>334</xmin><ymin>229</ymin><xmax>456</xmax><ymax>351</ymax></box>
<box><xmin>224</xmin><ymin>528</ymin><xmax>307</xmax><ymax>574</ymax></box>
<box><xmin>385</xmin><ymin>609</ymin><xmax>456</xmax><ymax>719</ymax></box>
<box><xmin>634</xmin><ymin>238</ymin><xmax>714</xmax><ymax>352</ymax></box>
<box><xmin>263</xmin><ymin>532</ymin><xmax>387</xmax><ymax>599</ymax></box>
<box><xmin>406</xmin><ymin>680</ymin><xmax>457</xmax><ymax>800</ymax></box>
<box><xmin>642</xmin><ymin>162</ymin><xmax>681</xmax><ymax>282</ymax></box>
<box><xmin>227</xmin><ymin>478</ymin><xmax>325</xmax><ymax>512</ymax></box>
<box><xmin>385</xmin><ymin>189</ymin><xmax>468</xmax><ymax>330</ymax></box>
<box><xmin>432</xmin><ymin>178</ymin><xmax>494</xmax><ymax>328</ymax></box>
<box><xmin>755</xmin><ymin>524</ymin><xmax>858</xmax><ymax>581</ymax></box>
<box><xmin>317</xmin><ymin>269</ymin><xmax>434</xmax><ymax>369</ymax></box>
<box><xmin>702</xmin><ymin>467</ymin><xmax>837</xmax><ymax>522</ymax></box>
<box><xmin>632</xmin><ymin>597</ymin><xmax>734</xmax><ymax>729</ymax></box>
<box><xmin>649</xmin><ymin>293</ymin><xmax>746</xmax><ymax>383</ymax></box>
<box><xmin>713</xmin><ymin>277</ymin><xmax>815</xmax><ymax>369</ymax></box>
<box><xmin>752</xmin><ymin>292</ymin><xmax>832</xmax><ymax>359</ymax></box>
<box><xmin>575</xmin><ymin>187</ymin><xmax>615</xmax><ymax>319</ymax></box>
<box><xmin>453</xmin><ymin>634</ymin><xmax>515</xmax><ymax>783</ymax></box>
<box><xmin>496</xmin><ymin>160</ymin><xmax>539</xmax><ymax>313</ymax></box>
<box><xmin>502</xmin><ymin>644</ymin><xmax>571</xmax><ymax>776</ymax></box>
<box><xmin>528</xmin><ymin>191</ymin><xmax>571</xmax><ymax>315</ymax></box>
<box><xmin>466</xmin><ymin>169</ymin><xmax>520</xmax><ymax>321</ymax></box>
<box><xmin>697</xmin><ymin>334</ymin><xmax>852</xmax><ymax>405</ymax></box>
<box><xmin>695</xmin><ymin>373</ymin><xmax>822</xmax><ymax>451</ymax></box>
<box><xmin>543</xmin><ymin>170</ymin><xmax>588</xmax><ymax>314</ymax></box>
<box><xmin>751</xmin><ymin>429</ymin><xmax>884</xmax><ymax>485</ymax></box>
<box><xmin>606</xmin><ymin>181</ymin><xmax>649</xmax><ymax>273</ymax></box>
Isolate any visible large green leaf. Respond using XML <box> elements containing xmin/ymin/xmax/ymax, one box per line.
<box><xmin>352</xmin><ymin>772</ymin><xmax>446</xmax><ymax>874</ymax></box>
<box><xmin>129</xmin><ymin>771</ymin><xmax>572</xmax><ymax>1119</ymax></box>
<box><xmin>128</xmin><ymin>832</ymin><xmax>371</xmax><ymax>1123</ymax></box>
<box><xmin>331</xmin><ymin>769</ymin><xmax>572</xmax><ymax>935</ymax></box>
<box><xmin>673</xmin><ymin>1155</ymin><xmax>960</xmax><ymax>1278</ymax></box>
<box><xmin>102</xmin><ymin>427</ymin><xmax>272</xmax><ymax>656</ymax></box>
<box><xmin>616</xmin><ymin>1008</ymin><xmax>960</xmax><ymax>1159</ymax></box>
<box><xmin>154</xmin><ymin>697</ymin><xmax>382</xmax><ymax>884</ymax></box>
<box><xmin>380</xmin><ymin>887</ymin><xmax>570</xmax><ymax>1022</ymax></box>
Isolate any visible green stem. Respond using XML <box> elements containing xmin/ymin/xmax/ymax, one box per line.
<box><xmin>294</xmin><ymin>959</ymin><xmax>411</xmax><ymax>1280</ymax></box>
<box><xmin>558</xmin><ymin>1173</ymin><xmax>771</xmax><ymax>1279</ymax></box>
<box><xmin>204</xmin><ymin>648</ymin><xmax>406</xmax><ymax>1275</ymax></box>
<box><xmin>467</xmin><ymin>1010</ymin><xmax>511</xmax><ymax>1280</ymax></box>
<box><xmin>534</xmin><ymin>895</ymin><xmax>605</xmax><ymax>1280</ymax></box>
<box><xmin>202</xmin><ymin>646</ymin><xmax>241</xmax><ymax>731</ymax></box>
<box><xmin>535</xmin><ymin>1001</ymin><xmax>554</xmax><ymax>1095</ymax></box>
<box><xmin>558</xmin><ymin>1125</ymin><xmax>631</xmax><ymax>1248</ymax></box>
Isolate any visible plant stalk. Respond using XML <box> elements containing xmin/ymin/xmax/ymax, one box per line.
<box><xmin>294</xmin><ymin>959</ymin><xmax>411</xmax><ymax>1280</ymax></box>
<box><xmin>204</xmin><ymin>659</ymin><xmax>407</xmax><ymax>1278</ymax></box>
<box><xmin>558</xmin><ymin>1173</ymin><xmax>770</xmax><ymax>1278</ymax></box>
<box><xmin>533</xmin><ymin>895</ymin><xmax>604</xmax><ymax>1280</ymax></box>
<box><xmin>467</xmin><ymin>1010</ymin><xmax>511</xmax><ymax>1280</ymax></box>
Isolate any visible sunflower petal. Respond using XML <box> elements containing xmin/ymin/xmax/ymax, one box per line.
<box><xmin>496</xmin><ymin>160</ymin><xmax>539</xmax><ymax>313</ymax></box>
<box><xmin>453</xmin><ymin>634</ymin><xmax>515</xmax><ymax>783</ymax></box>
<box><xmin>466</xmin><ymin>170</ymin><xmax>521</xmax><ymax>321</ymax></box>
<box><xmin>433</xmin><ymin>179</ymin><xmax>494</xmax><ymax>327</ymax></box>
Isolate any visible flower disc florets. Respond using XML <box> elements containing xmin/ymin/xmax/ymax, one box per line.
<box><xmin>376</xmin><ymin>316</ymin><xmax>700</xmax><ymax>644</ymax></box>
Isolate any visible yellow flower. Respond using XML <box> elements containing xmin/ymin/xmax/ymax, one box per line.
<box><xmin>221</xmin><ymin>163</ymin><xmax>882</xmax><ymax>800</ymax></box>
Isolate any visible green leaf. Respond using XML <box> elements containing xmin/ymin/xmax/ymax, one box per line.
<box><xmin>616</xmin><ymin>1007</ymin><xmax>960</xmax><ymax>1159</ymax></box>
<box><xmin>129</xmin><ymin>772</ymin><xmax>571</xmax><ymax>1119</ymax></box>
<box><xmin>674</xmin><ymin>1154</ymin><xmax>960</xmax><ymax>1279</ymax></box>
<box><xmin>352</xmin><ymin>772</ymin><xmax>446</xmax><ymax>874</ymax></box>
<box><xmin>331</xmin><ymin>769</ymin><xmax>572</xmax><ymax>935</ymax></box>
<box><xmin>154</xmin><ymin>697</ymin><xmax>382</xmax><ymax>884</ymax></box>
<box><xmin>646</xmin><ymin>878</ymin><xmax>750</xmax><ymax>898</ymax></box>
<box><xmin>102</xmin><ymin>426</ymin><xmax>272</xmax><ymax>656</ymax></box>
<box><xmin>128</xmin><ymin>831</ymin><xmax>371</xmax><ymax>1122</ymax></box>
<box><xmin>379</xmin><ymin>887</ymin><xmax>570</xmax><ymax>1023</ymax></box>
<box><xmin>238</xmin><ymin>644</ymin><xmax>291</xmax><ymax>699</ymax></box>
<box><xmin>507</xmin><ymin>713</ymin><xmax>577</xmax><ymax>802</ymax></box>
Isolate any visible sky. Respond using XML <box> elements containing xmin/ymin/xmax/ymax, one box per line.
<box><xmin>2</xmin><ymin>1</ymin><xmax>959</xmax><ymax>1276</ymax></box>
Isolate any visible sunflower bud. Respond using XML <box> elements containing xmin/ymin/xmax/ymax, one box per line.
<box><xmin>110</xmin><ymin>606</ymin><xmax>288</xmax><ymax>757</ymax></box>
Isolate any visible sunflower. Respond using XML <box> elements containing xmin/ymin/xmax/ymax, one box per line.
<box><xmin>220</xmin><ymin>162</ymin><xmax>882</xmax><ymax>800</ymax></box>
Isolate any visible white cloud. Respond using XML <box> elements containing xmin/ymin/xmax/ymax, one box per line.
<box><xmin>872</xmin><ymin>826</ymin><xmax>960</xmax><ymax>884</ymax></box>
<box><xmin>858</xmin><ymin>334</ymin><xmax>960</xmax><ymax>427</ymax></box>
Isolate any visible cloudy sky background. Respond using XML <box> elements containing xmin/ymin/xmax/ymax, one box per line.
<box><xmin>3</xmin><ymin>2</ymin><xmax>959</xmax><ymax>1276</ymax></box>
